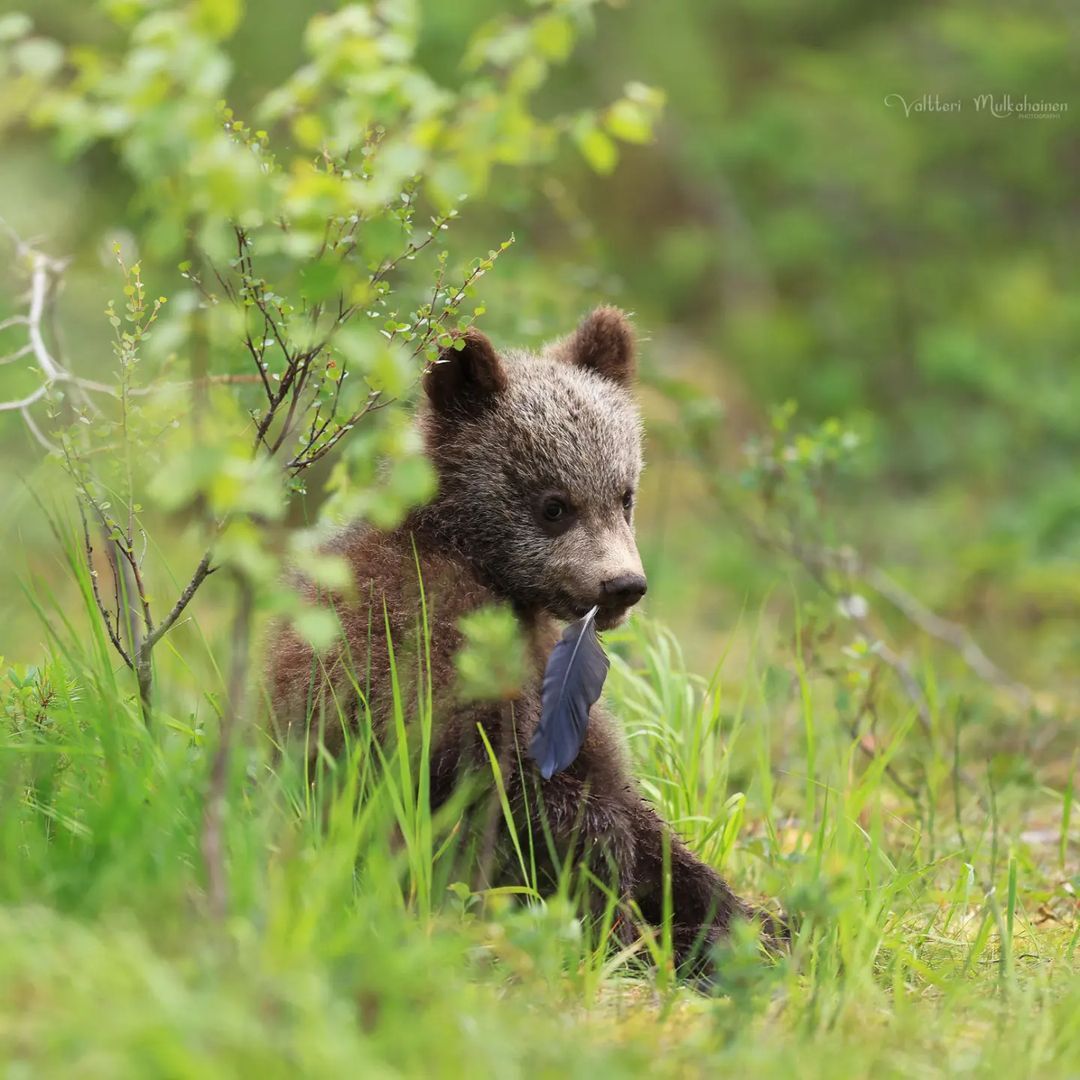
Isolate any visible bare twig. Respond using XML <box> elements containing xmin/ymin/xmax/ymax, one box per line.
<box><xmin>144</xmin><ymin>550</ymin><xmax>215</xmax><ymax>651</ymax></box>
<box><xmin>127</xmin><ymin>373</ymin><xmax>267</xmax><ymax>397</ymax></box>
<box><xmin>863</xmin><ymin>564</ymin><xmax>1033</xmax><ymax>707</ymax></box>
<box><xmin>844</xmin><ymin>669</ymin><xmax>921</xmax><ymax>801</ymax></box>
<box><xmin>78</xmin><ymin>505</ymin><xmax>134</xmax><ymax>670</ymax></box>
<box><xmin>0</xmin><ymin>223</ymin><xmax>117</xmax><ymax>444</ymax></box>
<box><xmin>24</xmin><ymin>243</ymin><xmax>65</xmax><ymax>382</ymax></box>
<box><xmin>0</xmin><ymin>384</ymin><xmax>49</xmax><ymax>412</ymax></box>
<box><xmin>20</xmin><ymin>407</ymin><xmax>56</xmax><ymax>452</ymax></box>
<box><xmin>104</xmin><ymin>522</ymin><xmax>143</xmax><ymax>662</ymax></box>
<box><xmin>795</xmin><ymin>531</ymin><xmax>1034</xmax><ymax>711</ymax></box>
<box><xmin>702</xmin><ymin>469</ymin><xmax>1038</xmax><ymax>736</ymax></box>
<box><xmin>0</xmin><ymin>343</ymin><xmax>32</xmax><ymax>365</ymax></box>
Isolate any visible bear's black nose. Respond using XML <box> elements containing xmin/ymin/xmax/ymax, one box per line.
<box><xmin>600</xmin><ymin>573</ymin><xmax>648</xmax><ymax>608</ymax></box>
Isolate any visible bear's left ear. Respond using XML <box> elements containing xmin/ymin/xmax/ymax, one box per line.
<box><xmin>557</xmin><ymin>306</ymin><xmax>635</xmax><ymax>386</ymax></box>
<box><xmin>424</xmin><ymin>327</ymin><xmax>507</xmax><ymax>415</ymax></box>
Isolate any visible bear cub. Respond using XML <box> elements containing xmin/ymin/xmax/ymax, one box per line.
<box><xmin>269</xmin><ymin>307</ymin><xmax>772</xmax><ymax>969</ymax></box>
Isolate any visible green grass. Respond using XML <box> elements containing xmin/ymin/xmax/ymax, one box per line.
<box><xmin>1</xmin><ymin>542</ymin><xmax>1076</xmax><ymax>1079</ymax></box>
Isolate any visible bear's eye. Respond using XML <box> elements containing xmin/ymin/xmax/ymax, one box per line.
<box><xmin>542</xmin><ymin>497</ymin><xmax>568</xmax><ymax>522</ymax></box>
<box><xmin>535</xmin><ymin>492</ymin><xmax>575</xmax><ymax>536</ymax></box>
<box><xmin>622</xmin><ymin>490</ymin><xmax>635</xmax><ymax>513</ymax></box>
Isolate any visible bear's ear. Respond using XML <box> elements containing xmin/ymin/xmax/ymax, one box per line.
<box><xmin>423</xmin><ymin>328</ymin><xmax>507</xmax><ymax>415</ymax></box>
<box><xmin>557</xmin><ymin>306</ymin><xmax>635</xmax><ymax>385</ymax></box>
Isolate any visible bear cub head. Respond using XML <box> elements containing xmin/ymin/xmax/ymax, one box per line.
<box><xmin>419</xmin><ymin>306</ymin><xmax>646</xmax><ymax>630</ymax></box>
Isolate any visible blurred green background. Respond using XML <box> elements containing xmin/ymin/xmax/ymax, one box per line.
<box><xmin>0</xmin><ymin>7</ymin><xmax>1076</xmax><ymax>1072</ymax></box>
<box><xmin>2</xmin><ymin>0</ymin><xmax>1078</xmax><ymax>690</ymax></box>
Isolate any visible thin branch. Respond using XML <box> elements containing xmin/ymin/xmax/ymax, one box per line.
<box><xmin>25</xmin><ymin>247</ymin><xmax>66</xmax><ymax>381</ymax></box>
<box><xmin>20</xmin><ymin>407</ymin><xmax>56</xmax><ymax>452</ymax></box>
<box><xmin>144</xmin><ymin>550</ymin><xmax>215</xmax><ymax>650</ymax></box>
<box><xmin>0</xmin><ymin>343</ymin><xmax>33</xmax><ymax>365</ymax></box>
<box><xmin>286</xmin><ymin>391</ymin><xmax>388</xmax><ymax>471</ymax></box>
<box><xmin>845</xmin><ymin>672</ymin><xmax>921</xmax><ymax>801</ymax></box>
<box><xmin>128</xmin><ymin>372</ymin><xmax>267</xmax><ymax>397</ymax></box>
<box><xmin>0</xmin><ymin>384</ymin><xmax>49</xmax><ymax>412</ymax></box>
<box><xmin>0</xmin><ymin>224</ymin><xmax>119</xmax><ymax>443</ymax></box>
<box><xmin>79</xmin><ymin>505</ymin><xmax>133</xmax><ymax>670</ymax></box>
<box><xmin>703</xmin><ymin>472</ymin><xmax>1041</xmax><ymax>731</ymax></box>
<box><xmin>863</xmin><ymin>565</ymin><xmax>1033</xmax><ymax>707</ymax></box>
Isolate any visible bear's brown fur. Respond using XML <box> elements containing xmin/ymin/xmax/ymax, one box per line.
<box><xmin>268</xmin><ymin>308</ymin><xmax>772</xmax><ymax>969</ymax></box>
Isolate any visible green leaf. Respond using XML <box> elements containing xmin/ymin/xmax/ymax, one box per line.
<box><xmin>194</xmin><ymin>0</ymin><xmax>242</xmax><ymax>39</ymax></box>
<box><xmin>299</xmin><ymin>261</ymin><xmax>342</xmax><ymax>303</ymax></box>
<box><xmin>11</xmin><ymin>36</ymin><xmax>63</xmax><ymax>78</ymax></box>
<box><xmin>604</xmin><ymin>99</ymin><xmax>654</xmax><ymax>145</ymax></box>
<box><xmin>0</xmin><ymin>13</ymin><xmax>32</xmax><ymax>41</ymax></box>
<box><xmin>573</xmin><ymin>118</ymin><xmax>618</xmax><ymax>175</ymax></box>
<box><xmin>455</xmin><ymin>604</ymin><xmax>527</xmax><ymax>702</ymax></box>
<box><xmin>532</xmin><ymin>14</ymin><xmax>573</xmax><ymax>62</ymax></box>
<box><xmin>293</xmin><ymin>607</ymin><xmax>341</xmax><ymax>653</ymax></box>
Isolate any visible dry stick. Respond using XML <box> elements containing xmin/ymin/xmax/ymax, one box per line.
<box><xmin>143</xmin><ymin>550</ymin><xmax>215</xmax><ymax>653</ymax></box>
<box><xmin>104</xmin><ymin>522</ymin><xmax>143</xmax><ymax>663</ymax></box>
<box><xmin>20</xmin><ymin>407</ymin><xmax>56</xmax><ymax>452</ymax></box>
<box><xmin>17</xmin><ymin>239</ymin><xmax>111</xmax><ymax>396</ymax></box>
<box><xmin>863</xmin><ymin>565</ymin><xmax>1033</xmax><ymax>707</ymax></box>
<box><xmin>202</xmin><ymin>571</ymin><xmax>255</xmax><ymax>920</ymax></box>
<box><xmin>79</xmin><ymin>505</ymin><xmax>133</xmax><ymax>670</ymax></box>
<box><xmin>798</xmin><ymin>538</ymin><xmax>1036</xmax><ymax>708</ymax></box>
<box><xmin>712</xmin><ymin>476</ymin><xmax>1035</xmax><ymax>729</ymax></box>
<box><xmin>0</xmin><ymin>225</ymin><xmax>116</xmax><ymax>448</ymax></box>
<box><xmin>24</xmin><ymin>245</ymin><xmax>64</xmax><ymax>381</ymax></box>
<box><xmin>845</xmin><ymin>671</ymin><xmax>920</xmax><ymax>801</ymax></box>
<box><xmin>0</xmin><ymin>384</ymin><xmax>49</xmax><ymax>412</ymax></box>
<box><xmin>0</xmin><ymin>342</ymin><xmax>32</xmax><ymax>365</ymax></box>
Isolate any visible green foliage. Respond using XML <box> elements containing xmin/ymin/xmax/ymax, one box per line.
<box><xmin>0</xmin><ymin>0</ymin><xmax>663</xmax><ymax>696</ymax></box>
<box><xmin>455</xmin><ymin>603</ymin><xmax>527</xmax><ymax>702</ymax></box>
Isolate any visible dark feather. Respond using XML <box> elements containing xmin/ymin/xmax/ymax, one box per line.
<box><xmin>529</xmin><ymin>605</ymin><xmax>610</xmax><ymax>780</ymax></box>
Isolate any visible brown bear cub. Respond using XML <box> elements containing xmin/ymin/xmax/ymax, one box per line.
<box><xmin>269</xmin><ymin>307</ymin><xmax>771</xmax><ymax>969</ymax></box>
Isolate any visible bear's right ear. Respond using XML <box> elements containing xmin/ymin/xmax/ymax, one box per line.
<box><xmin>555</xmin><ymin>306</ymin><xmax>635</xmax><ymax>386</ymax></box>
<box><xmin>423</xmin><ymin>328</ymin><xmax>507</xmax><ymax>415</ymax></box>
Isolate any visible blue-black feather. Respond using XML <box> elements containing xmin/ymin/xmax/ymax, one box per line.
<box><xmin>529</xmin><ymin>605</ymin><xmax>610</xmax><ymax>780</ymax></box>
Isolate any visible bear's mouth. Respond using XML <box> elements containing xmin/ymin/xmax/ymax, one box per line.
<box><xmin>594</xmin><ymin>605</ymin><xmax>632</xmax><ymax>631</ymax></box>
<box><xmin>566</xmin><ymin>598</ymin><xmax>634</xmax><ymax>632</ymax></box>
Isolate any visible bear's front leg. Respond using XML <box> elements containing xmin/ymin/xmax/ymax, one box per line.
<box><xmin>627</xmin><ymin>800</ymin><xmax>774</xmax><ymax>971</ymax></box>
<box><xmin>517</xmin><ymin>769</ymin><xmax>641</xmax><ymax>909</ymax></box>
<box><xmin>519</xmin><ymin>766</ymin><xmax>772</xmax><ymax>972</ymax></box>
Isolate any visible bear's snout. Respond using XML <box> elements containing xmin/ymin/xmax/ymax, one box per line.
<box><xmin>600</xmin><ymin>573</ymin><xmax>648</xmax><ymax>609</ymax></box>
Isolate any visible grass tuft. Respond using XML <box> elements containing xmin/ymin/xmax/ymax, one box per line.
<box><xmin>0</xmin><ymin>537</ymin><xmax>1076</xmax><ymax>1078</ymax></box>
